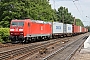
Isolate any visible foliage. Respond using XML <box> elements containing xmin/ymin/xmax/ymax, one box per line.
<box><xmin>0</xmin><ymin>28</ymin><xmax>10</xmax><ymax>43</ymax></box>
<box><xmin>75</xmin><ymin>19</ymin><xmax>84</xmax><ymax>27</ymax></box>
<box><xmin>56</xmin><ymin>6</ymin><xmax>74</xmax><ymax>24</ymax></box>
<box><xmin>0</xmin><ymin>0</ymin><xmax>56</xmax><ymax>27</ymax></box>
<box><xmin>0</xmin><ymin>0</ymin><xmax>84</xmax><ymax>27</ymax></box>
<box><xmin>56</xmin><ymin>6</ymin><xmax>84</xmax><ymax>26</ymax></box>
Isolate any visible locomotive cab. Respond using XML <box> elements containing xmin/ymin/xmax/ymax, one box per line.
<box><xmin>9</xmin><ymin>20</ymin><xmax>25</xmax><ymax>43</ymax></box>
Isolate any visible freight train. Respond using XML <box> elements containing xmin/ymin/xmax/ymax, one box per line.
<box><xmin>9</xmin><ymin>19</ymin><xmax>88</xmax><ymax>43</ymax></box>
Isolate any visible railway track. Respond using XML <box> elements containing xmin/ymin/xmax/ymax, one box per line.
<box><xmin>9</xmin><ymin>38</ymin><xmax>72</xmax><ymax>60</ymax></box>
<box><xmin>0</xmin><ymin>33</ymin><xmax>89</xmax><ymax>60</ymax></box>
<box><xmin>0</xmin><ymin>37</ymin><xmax>70</xmax><ymax>60</ymax></box>
<box><xmin>42</xmin><ymin>35</ymin><xmax>88</xmax><ymax>60</ymax></box>
<box><xmin>9</xmin><ymin>34</ymin><xmax>87</xmax><ymax>60</ymax></box>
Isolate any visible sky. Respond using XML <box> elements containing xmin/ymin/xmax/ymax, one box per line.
<box><xmin>49</xmin><ymin>0</ymin><xmax>90</xmax><ymax>26</ymax></box>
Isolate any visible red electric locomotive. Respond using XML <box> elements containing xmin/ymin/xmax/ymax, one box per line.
<box><xmin>9</xmin><ymin>19</ymin><xmax>52</xmax><ymax>43</ymax></box>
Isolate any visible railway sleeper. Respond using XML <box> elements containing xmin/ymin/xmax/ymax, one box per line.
<box><xmin>0</xmin><ymin>53</ymin><xmax>10</xmax><ymax>58</ymax></box>
<box><xmin>0</xmin><ymin>55</ymin><xmax>10</xmax><ymax>59</ymax></box>
<box><xmin>2</xmin><ymin>45</ymin><xmax>37</xmax><ymax>59</ymax></box>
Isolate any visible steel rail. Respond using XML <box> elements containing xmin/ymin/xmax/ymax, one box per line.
<box><xmin>42</xmin><ymin>36</ymin><xmax>88</xmax><ymax>60</ymax></box>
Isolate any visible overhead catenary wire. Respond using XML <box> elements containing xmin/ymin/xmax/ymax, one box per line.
<box><xmin>73</xmin><ymin>0</ymin><xmax>90</xmax><ymax>26</ymax></box>
<box><xmin>77</xmin><ymin>0</ymin><xmax>87</xmax><ymax>21</ymax></box>
<box><xmin>77</xmin><ymin>1</ymin><xmax>90</xmax><ymax>20</ymax></box>
<box><xmin>72</xmin><ymin>0</ymin><xmax>83</xmax><ymax>19</ymax></box>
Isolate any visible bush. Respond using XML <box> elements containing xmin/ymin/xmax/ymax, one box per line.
<box><xmin>0</xmin><ymin>28</ymin><xmax>10</xmax><ymax>43</ymax></box>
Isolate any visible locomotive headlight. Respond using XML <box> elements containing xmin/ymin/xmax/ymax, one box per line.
<box><xmin>10</xmin><ymin>29</ymin><xmax>14</xmax><ymax>31</ymax></box>
<box><xmin>19</xmin><ymin>29</ymin><xmax>23</xmax><ymax>31</ymax></box>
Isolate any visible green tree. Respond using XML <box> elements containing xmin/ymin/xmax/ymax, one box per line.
<box><xmin>75</xmin><ymin>19</ymin><xmax>84</xmax><ymax>27</ymax></box>
<box><xmin>0</xmin><ymin>0</ymin><xmax>84</xmax><ymax>27</ymax></box>
<box><xmin>56</xmin><ymin>6</ymin><xmax>74</xmax><ymax>24</ymax></box>
<box><xmin>0</xmin><ymin>0</ymin><xmax>56</xmax><ymax>27</ymax></box>
<box><xmin>56</xmin><ymin>6</ymin><xmax>84</xmax><ymax>26</ymax></box>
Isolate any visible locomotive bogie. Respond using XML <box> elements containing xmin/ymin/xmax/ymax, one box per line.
<box><xmin>9</xmin><ymin>35</ymin><xmax>24</xmax><ymax>43</ymax></box>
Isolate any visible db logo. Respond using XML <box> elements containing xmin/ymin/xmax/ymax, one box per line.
<box><xmin>16</xmin><ymin>28</ymin><xmax>18</xmax><ymax>31</ymax></box>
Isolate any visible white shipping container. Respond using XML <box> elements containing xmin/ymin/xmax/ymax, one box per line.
<box><xmin>66</xmin><ymin>24</ymin><xmax>72</xmax><ymax>33</ymax></box>
<box><xmin>52</xmin><ymin>22</ymin><xmax>63</xmax><ymax>33</ymax></box>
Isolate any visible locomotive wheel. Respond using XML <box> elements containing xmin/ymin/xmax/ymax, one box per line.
<box><xmin>24</xmin><ymin>37</ymin><xmax>29</xmax><ymax>44</ymax></box>
<box><xmin>24</xmin><ymin>40</ymin><xmax>29</xmax><ymax>44</ymax></box>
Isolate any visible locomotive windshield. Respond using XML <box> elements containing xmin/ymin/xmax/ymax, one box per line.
<box><xmin>11</xmin><ymin>22</ymin><xmax>24</xmax><ymax>26</ymax></box>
